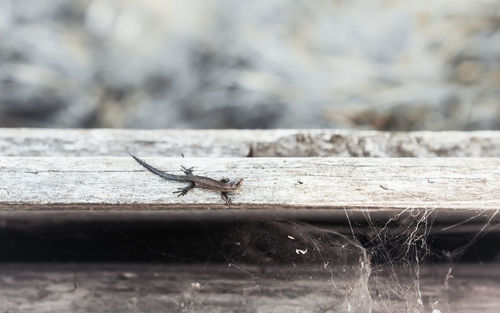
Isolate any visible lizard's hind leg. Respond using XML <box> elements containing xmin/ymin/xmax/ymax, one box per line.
<box><xmin>173</xmin><ymin>182</ymin><xmax>194</xmax><ymax>197</ymax></box>
<box><xmin>180</xmin><ymin>166</ymin><xmax>195</xmax><ymax>175</ymax></box>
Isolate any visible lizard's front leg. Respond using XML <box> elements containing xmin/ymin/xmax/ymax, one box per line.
<box><xmin>173</xmin><ymin>182</ymin><xmax>195</xmax><ymax>197</ymax></box>
<box><xmin>220</xmin><ymin>192</ymin><xmax>233</xmax><ymax>205</ymax></box>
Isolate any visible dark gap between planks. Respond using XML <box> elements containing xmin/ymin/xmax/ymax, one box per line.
<box><xmin>0</xmin><ymin>218</ymin><xmax>498</xmax><ymax>263</ymax></box>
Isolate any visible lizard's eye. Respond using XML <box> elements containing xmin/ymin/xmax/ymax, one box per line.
<box><xmin>230</xmin><ymin>178</ymin><xmax>244</xmax><ymax>189</ymax></box>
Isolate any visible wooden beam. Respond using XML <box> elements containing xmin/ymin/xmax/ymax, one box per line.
<box><xmin>0</xmin><ymin>263</ymin><xmax>498</xmax><ymax>313</ymax></box>
<box><xmin>1</xmin><ymin>157</ymin><xmax>498</xmax><ymax>216</ymax></box>
<box><xmin>1</xmin><ymin>128</ymin><xmax>499</xmax><ymax>157</ymax></box>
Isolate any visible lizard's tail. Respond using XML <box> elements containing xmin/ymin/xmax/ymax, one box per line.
<box><xmin>129</xmin><ymin>153</ymin><xmax>181</xmax><ymax>181</ymax></box>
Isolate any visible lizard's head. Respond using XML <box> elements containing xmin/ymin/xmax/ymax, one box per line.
<box><xmin>227</xmin><ymin>178</ymin><xmax>244</xmax><ymax>191</ymax></box>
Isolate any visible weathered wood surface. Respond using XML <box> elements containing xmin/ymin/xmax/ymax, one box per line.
<box><xmin>0</xmin><ymin>157</ymin><xmax>499</xmax><ymax>217</ymax></box>
<box><xmin>1</xmin><ymin>128</ymin><xmax>499</xmax><ymax>157</ymax></box>
<box><xmin>0</xmin><ymin>263</ymin><xmax>498</xmax><ymax>313</ymax></box>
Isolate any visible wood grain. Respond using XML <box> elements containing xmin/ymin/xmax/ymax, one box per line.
<box><xmin>1</xmin><ymin>157</ymin><xmax>499</xmax><ymax>215</ymax></box>
<box><xmin>1</xmin><ymin>128</ymin><xmax>499</xmax><ymax>157</ymax></box>
<box><xmin>0</xmin><ymin>263</ymin><xmax>498</xmax><ymax>313</ymax></box>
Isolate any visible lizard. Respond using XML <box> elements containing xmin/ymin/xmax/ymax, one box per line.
<box><xmin>129</xmin><ymin>153</ymin><xmax>243</xmax><ymax>205</ymax></box>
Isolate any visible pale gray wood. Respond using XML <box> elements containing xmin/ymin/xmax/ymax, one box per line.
<box><xmin>0</xmin><ymin>157</ymin><xmax>499</xmax><ymax>216</ymax></box>
<box><xmin>250</xmin><ymin>130</ymin><xmax>500</xmax><ymax>157</ymax></box>
<box><xmin>0</xmin><ymin>263</ymin><xmax>498</xmax><ymax>313</ymax></box>
<box><xmin>1</xmin><ymin>128</ymin><xmax>499</xmax><ymax>157</ymax></box>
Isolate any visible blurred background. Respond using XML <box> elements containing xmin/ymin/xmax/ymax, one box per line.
<box><xmin>0</xmin><ymin>0</ymin><xmax>499</xmax><ymax>130</ymax></box>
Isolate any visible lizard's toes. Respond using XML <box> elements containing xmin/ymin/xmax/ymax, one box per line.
<box><xmin>175</xmin><ymin>189</ymin><xmax>188</xmax><ymax>197</ymax></box>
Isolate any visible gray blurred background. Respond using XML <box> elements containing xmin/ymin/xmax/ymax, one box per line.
<box><xmin>0</xmin><ymin>0</ymin><xmax>499</xmax><ymax>130</ymax></box>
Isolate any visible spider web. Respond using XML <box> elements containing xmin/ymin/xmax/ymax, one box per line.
<box><xmin>174</xmin><ymin>208</ymin><xmax>498</xmax><ymax>313</ymax></box>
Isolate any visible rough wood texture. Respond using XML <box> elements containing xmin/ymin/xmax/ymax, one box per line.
<box><xmin>1</xmin><ymin>130</ymin><xmax>499</xmax><ymax>312</ymax></box>
<box><xmin>0</xmin><ymin>263</ymin><xmax>498</xmax><ymax>313</ymax></box>
<box><xmin>1</xmin><ymin>128</ymin><xmax>499</xmax><ymax>157</ymax></box>
<box><xmin>0</xmin><ymin>157</ymin><xmax>499</xmax><ymax>218</ymax></box>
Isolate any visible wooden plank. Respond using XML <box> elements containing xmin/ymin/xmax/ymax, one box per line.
<box><xmin>1</xmin><ymin>128</ymin><xmax>499</xmax><ymax>157</ymax></box>
<box><xmin>0</xmin><ymin>157</ymin><xmax>499</xmax><ymax>216</ymax></box>
<box><xmin>0</xmin><ymin>263</ymin><xmax>498</xmax><ymax>313</ymax></box>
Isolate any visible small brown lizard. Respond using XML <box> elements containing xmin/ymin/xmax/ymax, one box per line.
<box><xmin>129</xmin><ymin>153</ymin><xmax>243</xmax><ymax>205</ymax></box>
